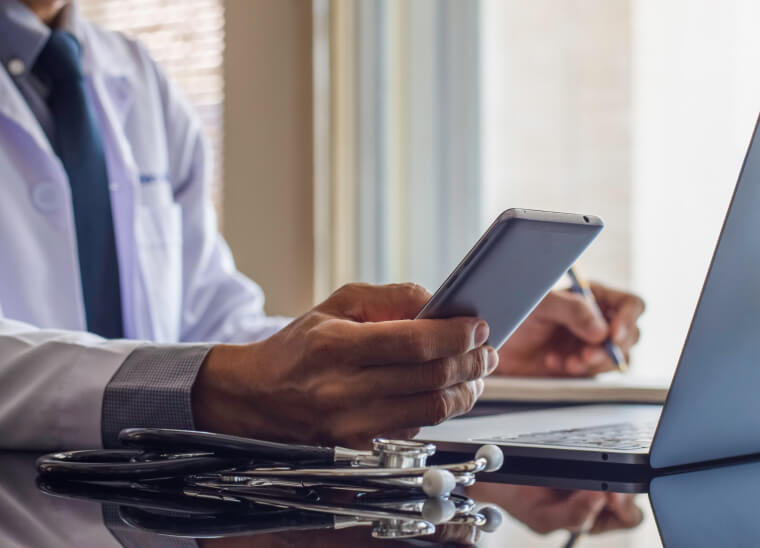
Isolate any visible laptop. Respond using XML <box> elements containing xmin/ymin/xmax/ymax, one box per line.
<box><xmin>419</xmin><ymin>114</ymin><xmax>760</xmax><ymax>470</ymax></box>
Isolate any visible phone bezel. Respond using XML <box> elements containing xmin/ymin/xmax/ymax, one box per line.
<box><xmin>416</xmin><ymin>208</ymin><xmax>603</xmax><ymax>320</ymax></box>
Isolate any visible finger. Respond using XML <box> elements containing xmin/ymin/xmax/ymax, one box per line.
<box><xmin>543</xmin><ymin>352</ymin><xmax>596</xmax><ymax>377</ymax></box>
<box><xmin>589</xmin><ymin>283</ymin><xmax>645</xmax><ymax>309</ymax></box>
<box><xmin>537</xmin><ymin>291</ymin><xmax>609</xmax><ymax>344</ymax></box>
<box><xmin>544</xmin><ymin>352</ymin><xmax>564</xmax><ymax>374</ymax></box>
<box><xmin>330</xmin><ymin>380</ymin><xmax>484</xmax><ymax>443</ymax></box>
<box><xmin>610</xmin><ymin>318</ymin><xmax>642</xmax><ymax>353</ymax></box>
<box><xmin>331</xmin><ymin>317</ymin><xmax>489</xmax><ymax>365</ymax></box>
<box><xmin>353</xmin><ymin>346</ymin><xmax>498</xmax><ymax>397</ymax></box>
<box><xmin>381</xmin><ymin>427</ymin><xmax>420</xmax><ymax>441</ymax></box>
<box><xmin>534</xmin><ymin>491</ymin><xmax>606</xmax><ymax>533</ymax></box>
<box><xmin>589</xmin><ymin>284</ymin><xmax>645</xmax><ymax>338</ymax></box>
<box><xmin>627</xmin><ymin>326</ymin><xmax>641</xmax><ymax>358</ymax></box>
<box><xmin>577</xmin><ymin>346</ymin><xmax>617</xmax><ymax>374</ymax></box>
<box><xmin>393</xmin><ymin>379</ymin><xmax>485</xmax><ymax>425</ymax></box>
<box><xmin>602</xmin><ymin>493</ymin><xmax>644</xmax><ymax>529</ymax></box>
<box><xmin>617</xmin><ymin>328</ymin><xmax>641</xmax><ymax>363</ymax></box>
<box><xmin>589</xmin><ymin>505</ymin><xmax>644</xmax><ymax>534</ymax></box>
<box><xmin>588</xmin><ymin>509</ymin><xmax>623</xmax><ymax>534</ymax></box>
<box><xmin>609</xmin><ymin>302</ymin><xmax>645</xmax><ymax>349</ymax></box>
<box><xmin>561</xmin><ymin>351</ymin><xmax>610</xmax><ymax>377</ymax></box>
<box><xmin>322</xmin><ymin>282</ymin><xmax>432</xmax><ymax>321</ymax></box>
<box><xmin>565</xmin><ymin>492</ymin><xmax>608</xmax><ymax>533</ymax></box>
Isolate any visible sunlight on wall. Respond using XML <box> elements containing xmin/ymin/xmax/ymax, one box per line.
<box><xmin>482</xmin><ymin>0</ymin><xmax>760</xmax><ymax>378</ymax></box>
<box><xmin>631</xmin><ymin>0</ymin><xmax>760</xmax><ymax>376</ymax></box>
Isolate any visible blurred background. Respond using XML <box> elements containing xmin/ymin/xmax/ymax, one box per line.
<box><xmin>80</xmin><ymin>0</ymin><xmax>760</xmax><ymax>380</ymax></box>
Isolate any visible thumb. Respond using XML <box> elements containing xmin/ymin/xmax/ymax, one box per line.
<box><xmin>537</xmin><ymin>291</ymin><xmax>609</xmax><ymax>344</ymax></box>
<box><xmin>321</xmin><ymin>282</ymin><xmax>432</xmax><ymax>322</ymax></box>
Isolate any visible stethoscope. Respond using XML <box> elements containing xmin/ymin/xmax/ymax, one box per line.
<box><xmin>38</xmin><ymin>472</ymin><xmax>504</xmax><ymax>540</ymax></box>
<box><xmin>170</xmin><ymin>483</ymin><xmax>502</xmax><ymax>539</ymax></box>
<box><xmin>37</xmin><ymin>428</ymin><xmax>504</xmax><ymax>498</ymax></box>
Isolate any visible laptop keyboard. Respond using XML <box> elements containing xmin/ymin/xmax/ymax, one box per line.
<box><xmin>477</xmin><ymin>421</ymin><xmax>657</xmax><ymax>451</ymax></box>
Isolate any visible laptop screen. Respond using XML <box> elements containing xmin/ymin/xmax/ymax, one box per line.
<box><xmin>651</xmin><ymin>115</ymin><xmax>760</xmax><ymax>468</ymax></box>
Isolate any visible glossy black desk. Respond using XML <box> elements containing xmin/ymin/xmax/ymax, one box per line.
<box><xmin>6</xmin><ymin>399</ymin><xmax>760</xmax><ymax>548</ymax></box>
<box><xmin>6</xmin><ymin>445</ymin><xmax>760</xmax><ymax>547</ymax></box>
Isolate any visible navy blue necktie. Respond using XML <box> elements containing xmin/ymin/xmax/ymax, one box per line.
<box><xmin>34</xmin><ymin>31</ymin><xmax>124</xmax><ymax>338</ymax></box>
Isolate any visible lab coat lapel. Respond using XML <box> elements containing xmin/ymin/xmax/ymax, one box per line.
<box><xmin>0</xmin><ymin>68</ymin><xmax>56</xmax><ymax>159</ymax></box>
<box><xmin>0</xmin><ymin>66</ymin><xmax>85</xmax><ymax>330</ymax></box>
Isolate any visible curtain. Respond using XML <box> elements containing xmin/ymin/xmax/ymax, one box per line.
<box><xmin>318</xmin><ymin>0</ymin><xmax>482</xmax><ymax>298</ymax></box>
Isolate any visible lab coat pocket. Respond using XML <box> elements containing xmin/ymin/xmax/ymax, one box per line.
<box><xmin>134</xmin><ymin>182</ymin><xmax>183</xmax><ymax>342</ymax></box>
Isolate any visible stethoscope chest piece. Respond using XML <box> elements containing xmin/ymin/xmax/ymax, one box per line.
<box><xmin>371</xmin><ymin>438</ymin><xmax>436</xmax><ymax>468</ymax></box>
<box><xmin>370</xmin><ymin>517</ymin><xmax>436</xmax><ymax>539</ymax></box>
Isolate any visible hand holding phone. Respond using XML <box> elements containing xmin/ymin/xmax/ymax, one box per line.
<box><xmin>417</xmin><ymin>209</ymin><xmax>603</xmax><ymax>349</ymax></box>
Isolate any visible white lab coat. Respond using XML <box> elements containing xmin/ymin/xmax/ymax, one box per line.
<box><xmin>0</xmin><ymin>21</ymin><xmax>287</xmax><ymax>449</ymax></box>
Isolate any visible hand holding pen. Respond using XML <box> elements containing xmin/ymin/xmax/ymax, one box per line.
<box><xmin>495</xmin><ymin>270</ymin><xmax>645</xmax><ymax>377</ymax></box>
<box><xmin>562</xmin><ymin>492</ymin><xmax>645</xmax><ymax>547</ymax></box>
<box><xmin>566</xmin><ymin>267</ymin><xmax>629</xmax><ymax>372</ymax></box>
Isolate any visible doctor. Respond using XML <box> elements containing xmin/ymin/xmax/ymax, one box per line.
<box><xmin>0</xmin><ymin>0</ymin><xmax>645</xmax><ymax>451</ymax></box>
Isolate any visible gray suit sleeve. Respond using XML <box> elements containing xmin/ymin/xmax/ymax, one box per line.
<box><xmin>101</xmin><ymin>344</ymin><xmax>212</xmax><ymax>448</ymax></box>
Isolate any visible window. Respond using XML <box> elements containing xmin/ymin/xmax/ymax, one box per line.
<box><xmin>481</xmin><ymin>0</ymin><xmax>760</xmax><ymax>377</ymax></box>
<box><xmin>79</xmin><ymin>0</ymin><xmax>225</xmax><ymax>209</ymax></box>
<box><xmin>322</xmin><ymin>0</ymin><xmax>481</xmax><ymax>297</ymax></box>
<box><xmin>334</xmin><ymin>0</ymin><xmax>760</xmax><ymax>378</ymax></box>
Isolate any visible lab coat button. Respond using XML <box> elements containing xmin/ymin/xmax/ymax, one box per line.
<box><xmin>7</xmin><ymin>58</ymin><xmax>24</xmax><ymax>76</ymax></box>
<box><xmin>32</xmin><ymin>183</ymin><xmax>60</xmax><ymax>213</ymax></box>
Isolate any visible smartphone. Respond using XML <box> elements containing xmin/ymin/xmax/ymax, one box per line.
<box><xmin>416</xmin><ymin>208</ymin><xmax>604</xmax><ymax>349</ymax></box>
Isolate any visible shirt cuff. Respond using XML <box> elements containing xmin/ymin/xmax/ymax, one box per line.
<box><xmin>101</xmin><ymin>344</ymin><xmax>212</xmax><ymax>448</ymax></box>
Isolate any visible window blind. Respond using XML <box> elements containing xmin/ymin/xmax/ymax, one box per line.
<box><xmin>79</xmin><ymin>0</ymin><xmax>225</xmax><ymax>210</ymax></box>
<box><xmin>325</xmin><ymin>0</ymin><xmax>481</xmax><ymax>295</ymax></box>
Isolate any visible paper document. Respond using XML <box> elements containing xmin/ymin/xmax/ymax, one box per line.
<box><xmin>481</xmin><ymin>372</ymin><xmax>670</xmax><ymax>404</ymax></box>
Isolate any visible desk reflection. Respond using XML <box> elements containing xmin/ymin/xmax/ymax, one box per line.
<box><xmin>651</xmin><ymin>459</ymin><xmax>760</xmax><ymax>547</ymax></box>
<box><xmin>468</xmin><ymin>483</ymin><xmax>643</xmax><ymax>536</ymax></box>
<box><xmin>9</xmin><ymin>450</ymin><xmax>759</xmax><ymax>547</ymax></box>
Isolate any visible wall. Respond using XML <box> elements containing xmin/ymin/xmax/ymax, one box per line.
<box><xmin>222</xmin><ymin>0</ymin><xmax>315</xmax><ymax>317</ymax></box>
<box><xmin>480</xmin><ymin>0</ymin><xmax>633</xmax><ymax>289</ymax></box>
<box><xmin>631</xmin><ymin>0</ymin><xmax>760</xmax><ymax>374</ymax></box>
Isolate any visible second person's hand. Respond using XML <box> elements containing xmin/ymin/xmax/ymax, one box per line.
<box><xmin>497</xmin><ymin>282</ymin><xmax>645</xmax><ymax>377</ymax></box>
<box><xmin>192</xmin><ymin>283</ymin><xmax>498</xmax><ymax>447</ymax></box>
<box><xmin>467</xmin><ymin>484</ymin><xmax>644</xmax><ymax>536</ymax></box>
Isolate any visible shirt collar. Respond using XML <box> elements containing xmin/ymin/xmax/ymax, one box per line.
<box><xmin>0</xmin><ymin>0</ymin><xmax>80</xmax><ymax>78</ymax></box>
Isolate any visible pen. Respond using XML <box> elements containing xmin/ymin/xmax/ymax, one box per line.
<box><xmin>562</xmin><ymin>531</ymin><xmax>582</xmax><ymax>548</ymax></box>
<box><xmin>566</xmin><ymin>267</ymin><xmax>628</xmax><ymax>372</ymax></box>
<box><xmin>561</xmin><ymin>498</ymin><xmax>601</xmax><ymax>548</ymax></box>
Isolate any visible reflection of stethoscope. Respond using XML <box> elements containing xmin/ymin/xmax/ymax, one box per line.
<box><xmin>38</xmin><ymin>474</ymin><xmax>503</xmax><ymax>540</ymax></box>
<box><xmin>128</xmin><ymin>487</ymin><xmax>501</xmax><ymax>539</ymax></box>
<box><xmin>37</xmin><ymin>428</ymin><xmax>504</xmax><ymax>498</ymax></box>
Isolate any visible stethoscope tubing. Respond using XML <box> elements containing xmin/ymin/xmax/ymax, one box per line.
<box><xmin>118</xmin><ymin>504</ymin><xmax>336</xmax><ymax>539</ymax></box>
<box><xmin>119</xmin><ymin>428</ymin><xmax>335</xmax><ymax>463</ymax></box>
<box><xmin>36</xmin><ymin>476</ymin><xmax>290</xmax><ymax>515</ymax></box>
<box><xmin>185</xmin><ymin>482</ymin><xmax>480</xmax><ymax>526</ymax></box>
<box><xmin>37</xmin><ymin>428</ymin><xmax>339</xmax><ymax>480</ymax></box>
<box><xmin>36</xmin><ymin>449</ymin><xmax>244</xmax><ymax>480</ymax></box>
<box><xmin>225</xmin><ymin>459</ymin><xmax>486</xmax><ymax>479</ymax></box>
